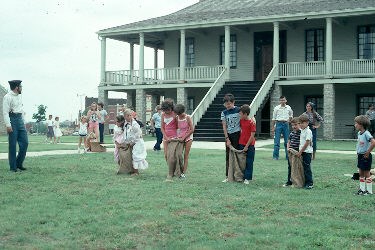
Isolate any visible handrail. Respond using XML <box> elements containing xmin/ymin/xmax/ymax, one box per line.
<box><xmin>249</xmin><ymin>66</ymin><xmax>277</xmax><ymax>117</ymax></box>
<box><xmin>191</xmin><ymin>68</ymin><xmax>227</xmax><ymax>127</ymax></box>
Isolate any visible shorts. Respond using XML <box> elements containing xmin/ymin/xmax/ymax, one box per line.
<box><xmin>79</xmin><ymin>134</ymin><xmax>87</xmax><ymax>137</ymax></box>
<box><xmin>88</xmin><ymin>121</ymin><xmax>99</xmax><ymax>129</ymax></box>
<box><xmin>47</xmin><ymin>126</ymin><xmax>54</xmax><ymax>137</ymax></box>
<box><xmin>357</xmin><ymin>153</ymin><xmax>372</xmax><ymax>171</ymax></box>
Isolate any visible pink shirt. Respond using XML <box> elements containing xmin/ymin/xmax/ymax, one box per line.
<box><xmin>177</xmin><ymin>115</ymin><xmax>193</xmax><ymax>141</ymax></box>
<box><xmin>163</xmin><ymin>113</ymin><xmax>177</xmax><ymax>138</ymax></box>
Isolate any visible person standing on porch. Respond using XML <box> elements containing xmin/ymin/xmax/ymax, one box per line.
<box><xmin>2</xmin><ymin>80</ymin><xmax>29</xmax><ymax>172</ymax></box>
<box><xmin>271</xmin><ymin>96</ymin><xmax>293</xmax><ymax>160</ymax></box>
<box><xmin>97</xmin><ymin>102</ymin><xmax>108</xmax><ymax>144</ymax></box>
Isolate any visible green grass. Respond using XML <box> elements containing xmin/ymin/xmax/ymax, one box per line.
<box><xmin>0</xmin><ymin>149</ymin><xmax>373</xmax><ymax>249</ymax></box>
<box><xmin>262</xmin><ymin>140</ymin><xmax>356</xmax><ymax>151</ymax></box>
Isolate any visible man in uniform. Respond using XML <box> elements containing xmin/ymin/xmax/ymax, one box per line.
<box><xmin>3</xmin><ymin>80</ymin><xmax>29</xmax><ymax>172</ymax></box>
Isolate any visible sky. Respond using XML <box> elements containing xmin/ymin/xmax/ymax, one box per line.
<box><xmin>0</xmin><ymin>0</ymin><xmax>198</xmax><ymax>122</ymax></box>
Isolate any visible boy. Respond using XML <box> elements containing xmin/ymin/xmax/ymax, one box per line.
<box><xmin>297</xmin><ymin>114</ymin><xmax>314</xmax><ymax>189</ymax></box>
<box><xmin>238</xmin><ymin>105</ymin><xmax>256</xmax><ymax>185</ymax></box>
<box><xmin>46</xmin><ymin>114</ymin><xmax>54</xmax><ymax>143</ymax></box>
<box><xmin>354</xmin><ymin>115</ymin><xmax>375</xmax><ymax>195</ymax></box>
<box><xmin>221</xmin><ymin>93</ymin><xmax>241</xmax><ymax>183</ymax></box>
<box><xmin>283</xmin><ymin>117</ymin><xmax>301</xmax><ymax>187</ymax></box>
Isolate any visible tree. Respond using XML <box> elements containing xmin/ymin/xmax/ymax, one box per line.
<box><xmin>32</xmin><ymin>104</ymin><xmax>47</xmax><ymax>134</ymax></box>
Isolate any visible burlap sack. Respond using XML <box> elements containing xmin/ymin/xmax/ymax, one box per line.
<box><xmin>89</xmin><ymin>142</ymin><xmax>107</xmax><ymax>152</ymax></box>
<box><xmin>288</xmin><ymin>149</ymin><xmax>305</xmax><ymax>188</ymax></box>
<box><xmin>166</xmin><ymin>140</ymin><xmax>184</xmax><ymax>177</ymax></box>
<box><xmin>228</xmin><ymin>145</ymin><xmax>246</xmax><ymax>182</ymax></box>
<box><xmin>117</xmin><ymin>144</ymin><xmax>134</xmax><ymax>174</ymax></box>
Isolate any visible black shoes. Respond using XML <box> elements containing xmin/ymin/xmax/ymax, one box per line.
<box><xmin>17</xmin><ymin>166</ymin><xmax>27</xmax><ymax>171</ymax></box>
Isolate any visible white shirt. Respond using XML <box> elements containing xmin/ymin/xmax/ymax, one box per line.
<box><xmin>47</xmin><ymin>119</ymin><xmax>54</xmax><ymax>126</ymax></box>
<box><xmin>2</xmin><ymin>91</ymin><xmax>24</xmax><ymax>127</ymax></box>
<box><xmin>272</xmin><ymin>104</ymin><xmax>293</xmax><ymax>121</ymax></box>
<box><xmin>299</xmin><ymin>126</ymin><xmax>313</xmax><ymax>153</ymax></box>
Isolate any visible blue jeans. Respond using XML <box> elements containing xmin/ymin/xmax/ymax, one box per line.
<box><xmin>273</xmin><ymin>122</ymin><xmax>289</xmax><ymax>160</ymax></box>
<box><xmin>309</xmin><ymin>126</ymin><xmax>317</xmax><ymax>152</ymax></box>
<box><xmin>302</xmin><ymin>152</ymin><xmax>313</xmax><ymax>186</ymax></box>
<box><xmin>154</xmin><ymin>128</ymin><xmax>163</xmax><ymax>150</ymax></box>
<box><xmin>238</xmin><ymin>144</ymin><xmax>255</xmax><ymax>180</ymax></box>
<box><xmin>8</xmin><ymin>114</ymin><xmax>29</xmax><ymax>171</ymax></box>
<box><xmin>99</xmin><ymin>123</ymin><xmax>104</xmax><ymax>143</ymax></box>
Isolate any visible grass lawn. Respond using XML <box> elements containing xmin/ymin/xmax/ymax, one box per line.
<box><xmin>262</xmin><ymin>140</ymin><xmax>357</xmax><ymax>151</ymax></box>
<box><xmin>0</xmin><ymin>149</ymin><xmax>374</xmax><ymax>249</ymax></box>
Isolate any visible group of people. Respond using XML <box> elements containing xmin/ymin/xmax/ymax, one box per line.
<box><xmin>46</xmin><ymin>114</ymin><xmax>63</xmax><ymax>144</ymax></box>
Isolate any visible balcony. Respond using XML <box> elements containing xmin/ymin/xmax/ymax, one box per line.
<box><xmin>279</xmin><ymin>59</ymin><xmax>375</xmax><ymax>79</ymax></box>
<box><xmin>103</xmin><ymin>65</ymin><xmax>226</xmax><ymax>86</ymax></box>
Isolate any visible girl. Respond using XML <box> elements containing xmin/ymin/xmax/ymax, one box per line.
<box><xmin>86</xmin><ymin>102</ymin><xmax>101</xmax><ymax>141</ymax></box>
<box><xmin>53</xmin><ymin>116</ymin><xmax>63</xmax><ymax>143</ymax></box>
<box><xmin>122</xmin><ymin>109</ymin><xmax>148</xmax><ymax>175</ymax></box>
<box><xmin>303</xmin><ymin>102</ymin><xmax>323</xmax><ymax>160</ymax></box>
<box><xmin>160</xmin><ymin>99</ymin><xmax>178</xmax><ymax>161</ymax></box>
<box><xmin>174</xmin><ymin>104</ymin><xmax>194</xmax><ymax>178</ymax></box>
<box><xmin>78</xmin><ymin>116</ymin><xmax>88</xmax><ymax>153</ymax></box>
<box><xmin>113</xmin><ymin>115</ymin><xmax>126</xmax><ymax>164</ymax></box>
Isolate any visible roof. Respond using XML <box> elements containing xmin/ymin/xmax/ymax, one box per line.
<box><xmin>98</xmin><ymin>0</ymin><xmax>375</xmax><ymax>37</ymax></box>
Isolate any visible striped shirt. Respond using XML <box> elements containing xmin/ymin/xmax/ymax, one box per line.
<box><xmin>221</xmin><ymin>106</ymin><xmax>240</xmax><ymax>134</ymax></box>
<box><xmin>288</xmin><ymin>130</ymin><xmax>301</xmax><ymax>150</ymax></box>
<box><xmin>366</xmin><ymin>110</ymin><xmax>375</xmax><ymax>121</ymax></box>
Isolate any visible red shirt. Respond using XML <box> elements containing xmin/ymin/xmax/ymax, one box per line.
<box><xmin>239</xmin><ymin>119</ymin><xmax>256</xmax><ymax>146</ymax></box>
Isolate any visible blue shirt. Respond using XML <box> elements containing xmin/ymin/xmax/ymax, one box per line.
<box><xmin>221</xmin><ymin>106</ymin><xmax>240</xmax><ymax>134</ymax></box>
<box><xmin>152</xmin><ymin>112</ymin><xmax>162</xmax><ymax>128</ymax></box>
<box><xmin>357</xmin><ymin>130</ymin><xmax>373</xmax><ymax>154</ymax></box>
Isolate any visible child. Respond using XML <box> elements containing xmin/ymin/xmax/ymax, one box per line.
<box><xmin>46</xmin><ymin>114</ymin><xmax>54</xmax><ymax>143</ymax></box>
<box><xmin>53</xmin><ymin>116</ymin><xmax>63</xmax><ymax>143</ymax></box>
<box><xmin>238</xmin><ymin>104</ymin><xmax>256</xmax><ymax>185</ymax></box>
<box><xmin>78</xmin><ymin>116</ymin><xmax>88</xmax><ymax>153</ymax></box>
<box><xmin>283</xmin><ymin>117</ymin><xmax>301</xmax><ymax>187</ymax></box>
<box><xmin>161</xmin><ymin>99</ymin><xmax>178</xmax><ymax>161</ymax></box>
<box><xmin>221</xmin><ymin>93</ymin><xmax>241</xmax><ymax>183</ymax></box>
<box><xmin>297</xmin><ymin>114</ymin><xmax>314</xmax><ymax>189</ymax></box>
<box><xmin>174</xmin><ymin>104</ymin><xmax>194</xmax><ymax>178</ymax></box>
<box><xmin>86</xmin><ymin>102</ymin><xmax>101</xmax><ymax>141</ymax></box>
<box><xmin>354</xmin><ymin>115</ymin><xmax>375</xmax><ymax>195</ymax></box>
<box><xmin>113</xmin><ymin>115</ymin><xmax>125</xmax><ymax>163</ymax></box>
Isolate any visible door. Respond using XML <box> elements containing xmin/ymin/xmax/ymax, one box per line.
<box><xmin>261</xmin><ymin>45</ymin><xmax>273</xmax><ymax>81</ymax></box>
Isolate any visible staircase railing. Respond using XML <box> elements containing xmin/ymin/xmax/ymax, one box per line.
<box><xmin>249</xmin><ymin>66</ymin><xmax>277</xmax><ymax>117</ymax></box>
<box><xmin>191</xmin><ymin>68</ymin><xmax>227</xmax><ymax>127</ymax></box>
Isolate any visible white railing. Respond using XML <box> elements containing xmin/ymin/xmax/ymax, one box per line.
<box><xmin>333</xmin><ymin>59</ymin><xmax>375</xmax><ymax>77</ymax></box>
<box><xmin>104</xmin><ymin>65</ymin><xmax>225</xmax><ymax>85</ymax></box>
<box><xmin>249</xmin><ymin>66</ymin><xmax>278</xmax><ymax>117</ymax></box>
<box><xmin>279</xmin><ymin>61</ymin><xmax>326</xmax><ymax>79</ymax></box>
<box><xmin>191</xmin><ymin>68</ymin><xmax>227</xmax><ymax>127</ymax></box>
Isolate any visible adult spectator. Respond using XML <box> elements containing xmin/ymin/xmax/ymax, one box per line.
<box><xmin>366</xmin><ymin>104</ymin><xmax>375</xmax><ymax>135</ymax></box>
<box><xmin>303</xmin><ymin>102</ymin><xmax>323</xmax><ymax>160</ymax></box>
<box><xmin>2</xmin><ymin>80</ymin><xmax>29</xmax><ymax>172</ymax></box>
<box><xmin>97</xmin><ymin>102</ymin><xmax>108</xmax><ymax>144</ymax></box>
<box><xmin>271</xmin><ymin>96</ymin><xmax>293</xmax><ymax>160</ymax></box>
<box><xmin>151</xmin><ymin>105</ymin><xmax>163</xmax><ymax>151</ymax></box>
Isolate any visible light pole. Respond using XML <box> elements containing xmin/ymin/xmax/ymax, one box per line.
<box><xmin>77</xmin><ymin>93</ymin><xmax>85</xmax><ymax>118</ymax></box>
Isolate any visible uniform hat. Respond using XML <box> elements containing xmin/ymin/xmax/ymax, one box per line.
<box><xmin>8</xmin><ymin>80</ymin><xmax>22</xmax><ymax>88</ymax></box>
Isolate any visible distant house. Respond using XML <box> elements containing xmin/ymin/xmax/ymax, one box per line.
<box><xmin>0</xmin><ymin>84</ymin><xmax>7</xmax><ymax>134</ymax></box>
<box><xmin>97</xmin><ymin>0</ymin><xmax>375</xmax><ymax>140</ymax></box>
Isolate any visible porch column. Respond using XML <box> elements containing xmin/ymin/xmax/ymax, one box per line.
<box><xmin>139</xmin><ymin>32</ymin><xmax>145</xmax><ymax>83</ymax></box>
<box><xmin>326</xmin><ymin>17</ymin><xmax>333</xmax><ymax>77</ymax></box>
<box><xmin>323</xmin><ymin>83</ymin><xmax>335</xmax><ymax>139</ymax></box>
<box><xmin>177</xmin><ymin>88</ymin><xmax>188</xmax><ymax>108</ymax></box>
<box><xmin>126</xmin><ymin>92</ymin><xmax>133</xmax><ymax>109</ymax></box>
<box><xmin>154</xmin><ymin>48</ymin><xmax>158</xmax><ymax>81</ymax></box>
<box><xmin>136</xmin><ymin>89</ymin><xmax>146</xmax><ymax>126</ymax></box>
<box><xmin>270</xmin><ymin>83</ymin><xmax>282</xmax><ymax>134</ymax></box>
<box><xmin>273</xmin><ymin>22</ymin><xmax>279</xmax><ymax>79</ymax></box>
<box><xmin>100</xmin><ymin>37</ymin><xmax>106</xmax><ymax>84</ymax></box>
<box><xmin>225</xmin><ymin>25</ymin><xmax>231</xmax><ymax>79</ymax></box>
<box><xmin>151</xmin><ymin>95</ymin><xmax>158</xmax><ymax>114</ymax></box>
<box><xmin>180</xmin><ymin>29</ymin><xmax>186</xmax><ymax>81</ymax></box>
<box><xmin>130</xmin><ymin>43</ymin><xmax>134</xmax><ymax>82</ymax></box>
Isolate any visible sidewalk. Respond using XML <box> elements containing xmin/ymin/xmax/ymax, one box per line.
<box><xmin>0</xmin><ymin>139</ymin><xmax>356</xmax><ymax>160</ymax></box>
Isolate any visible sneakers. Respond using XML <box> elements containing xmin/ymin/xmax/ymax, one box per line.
<box><xmin>283</xmin><ymin>182</ymin><xmax>292</xmax><ymax>187</ymax></box>
<box><xmin>180</xmin><ymin>173</ymin><xmax>186</xmax><ymax>179</ymax></box>
<box><xmin>165</xmin><ymin>176</ymin><xmax>173</xmax><ymax>182</ymax></box>
<box><xmin>244</xmin><ymin>179</ymin><xmax>250</xmax><ymax>185</ymax></box>
<box><xmin>356</xmin><ymin>190</ymin><xmax>371</xmax><ymax>195</ymax></box>
<box><xmin>222</xmin><ymin>178</ymin><xmax>228</xmax><ymax>183</ymax></box>
<box><xmin>304</xmin><ymin>184</ymin><xmax>314</xmax><ymax>189</ymax></box>
<box><xmin>77</xmin><ymin>148</ymin><xmax>81</xmax><ymax>154</ymax></box>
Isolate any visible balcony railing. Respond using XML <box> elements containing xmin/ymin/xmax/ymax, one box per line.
<box><xmin>279</xmin><ymin>59</ymin><xmax>375</xmax><ymax>79</ymax></box>
<box><xmin>104</xmin><ymin>65</ymin><xmax>225</xmax><ymax>85</ymax></box>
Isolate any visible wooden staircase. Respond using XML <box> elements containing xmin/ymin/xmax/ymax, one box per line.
<box><xmin>193</xmin><ymin>81</ymin><xmax>263</xmax><ymax>141</ymax></box>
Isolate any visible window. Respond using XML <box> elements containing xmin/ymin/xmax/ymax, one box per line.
<box><xmin>358</xmin><ymin>95</ymin><xmax>375</xmax><ymax>115</ymax></box>
<box><xmin>305</xmin><ymin>29</ymin><xmax>324</xmax><ymax>61</ymax></box>
<box><xmin>178</xmin><ymin>38</ymin><xmax>195</xmax><ymax>67</ymax></box>
<box><xmin>220</xmin><ymin>35</ymin><xmax>237</xmax><ymax>68</ymax></box>
<box><xmin>305</xmin><ymin>95</ymin><xmax>324</xmax><ymax>115</ymax></box>
<box><xmin>358</xmin><ymin>25</ymin><xmax>375</xmax><ymax>59</ymax></box>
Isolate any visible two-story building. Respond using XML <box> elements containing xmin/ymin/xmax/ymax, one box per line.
<box><xmin>97</xmin><ymin>0</ymin><xmax>375</xmax><ymax>140</ymax></box>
